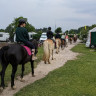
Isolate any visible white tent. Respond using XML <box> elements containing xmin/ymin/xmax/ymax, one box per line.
<box><xmin>86</xmin><ymin>27</ymin><xmax>96</xmax><ymax>47</ymax></box>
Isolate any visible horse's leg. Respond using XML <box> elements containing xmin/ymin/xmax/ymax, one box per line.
<box><xmin>31</xmin><ymin>60</ymin><xmax>35</xmax><ymax>77</ymax></box>
<box><xmin>11</xmin><ymin>65</ymin><xmax>17</xmax><ymax>89</ymax></box>
<box><xmin>0</xmin><ymin>63</ymin><xmax>8</xmax><ymax>89</ymax></box>
<box><xmin>20</xmin><ymin>64</ymin><xmax>25</xmax><ymax>82</ymax></box>
<box><xmin>52</xmin><ymin>50</ymin><xmax>54</xmax><ymax>60</ymax></box>
<box><xmin>48</xmin><ymin>59</ymin><xmax>50</xmax><ymax>64</ymax></box>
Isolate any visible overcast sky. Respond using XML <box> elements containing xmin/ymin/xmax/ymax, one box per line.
<box><xmin>0</xmin><ymin>0</ymin><xmax>96</xmax><ymax>32</ymax></box>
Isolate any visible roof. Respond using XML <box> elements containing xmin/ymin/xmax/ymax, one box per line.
<box><xmin>89</xmin><ymin>27</ymin><xmax>96</xmax><ymax>33</ymax></box>
<box><xmin>0</xmin><ymin>32</ymin><xmax>9</xmax><ymax>34</ymax></box>
<box><xmin>28</xmin><ymin>32</ymin><xmax>37</xmax><ymax>35</ymax></box>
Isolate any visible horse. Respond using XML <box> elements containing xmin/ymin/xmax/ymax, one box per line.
<box><xmin>73</xmin><ymin>36</ymin><xmax>77</xmax><ymax>43</ymax></box>
<box><xmin>61</xmin><ymin>39</ymin><xmax>66</xmax><ymax>50</ymax></box>
<box><xmin>55</xmin><ymin>38</ymin><xmax>61</xmax><ymax>54</ymax></box>
<box><xmin>43</xmin><ymin>39</ymin><xmax>54</xmax><ymax>64</ymax></box>
<box><xmin>0</xmin><ymin>39</ymin><xmax>38</xmax><ymax>90</ymax></box>
<box><xmin>69</xmin><ymin>37</ymin><xmax>73</xmax><ymax>44</ymax></box>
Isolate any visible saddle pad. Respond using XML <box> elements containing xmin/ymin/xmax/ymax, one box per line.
<box><xmin>22</xmin><ymin>46</ymin><xmax>31</xmax><ymax>56</ymax></box>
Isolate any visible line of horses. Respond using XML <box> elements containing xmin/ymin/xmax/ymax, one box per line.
<box><xmin>43</xmin><ymin>36</ymin><xmax>77</xmax><ymax>64</ymax></box>
<box><xmin>0</xmin><ymin>37</ymin><xmax>77</xmax><ymax>92</ymax></box>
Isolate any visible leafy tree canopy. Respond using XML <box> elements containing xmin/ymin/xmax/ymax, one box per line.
<box><xmin>55</xmin><ymin>27</ymin><xmax>62</xmax><ymax>33</ymax></box>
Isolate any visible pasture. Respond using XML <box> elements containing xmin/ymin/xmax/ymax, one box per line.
<box><xmin>15</xmin><ymin>44</ymin><xmax>96</xmax><ymax>96</ymax></box>
<box><xmin>0</xmin><ymin>46</ymin><xmax>43</xmax><ymax>86</ymax></box>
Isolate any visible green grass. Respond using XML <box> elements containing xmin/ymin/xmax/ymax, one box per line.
<box><xmin>15</xmin><ymin>44</ymin><xmax>96</xmax><ymax>96</ymax></box>
<box><xmin>0</xmin><ymin>46</ymin><xmax>43</xmax><ymax>86</ymax></box>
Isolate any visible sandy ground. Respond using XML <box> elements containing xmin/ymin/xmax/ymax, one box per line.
<box><xmin>0</xmin><ymin>40</ymin><xmax>79</xmax><ymax>96</ymax></box>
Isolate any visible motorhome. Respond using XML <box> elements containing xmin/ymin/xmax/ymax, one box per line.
<box><xmin>0</xmin><ymin>32</ymin><xmax>10</xmax><ymax>42</ymax></box>
<box><xmin>14</xmin><ymin>32</ymin><xmax>37</xmax><ymax>42</ymax></box>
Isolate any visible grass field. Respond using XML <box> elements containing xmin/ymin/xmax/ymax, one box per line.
<box><xmin>0</xmin><ymin>46</ymin><xmax>43</xmax><ymax>86</ymax></box>
<box><xmin>15</xmin><ymin>44</ymin><xmax>96</xmax><ymax>96</ymax></box>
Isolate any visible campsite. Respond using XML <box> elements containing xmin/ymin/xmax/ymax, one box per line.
<box><xmin>1</xmin><ymin>0</ymin><xmax>96</xmax><ymax>96</ymax></box>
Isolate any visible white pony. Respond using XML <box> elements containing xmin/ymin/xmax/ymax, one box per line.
<box><xmin>43</xmin><ymin>39</ymin><xmax>54</xmax><ymax>64</ymax></box>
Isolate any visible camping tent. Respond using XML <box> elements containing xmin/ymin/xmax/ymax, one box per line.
<box><xmin>86</xmin><ymin>27</ymin><xmax>96</xmax><ymax>47</ymax></box>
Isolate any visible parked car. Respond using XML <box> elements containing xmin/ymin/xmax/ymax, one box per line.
<box><xmin>39</xmin><ymin>32</ymin><xmax>47</xmax><ymax>43</ymax></box>
<box><xmin>0</xmin><ymin>32</ymin><xmax>10</xmax><ymax>42</ymax></box>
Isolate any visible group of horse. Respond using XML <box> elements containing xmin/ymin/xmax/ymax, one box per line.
<box><xmin>0</xmin><ymin>36</ymin><xmax>77</xmax><ymax>91</ymax></box>
<box><xmin>43</xmin><ymin>36</ymin><xmax>77</xmax><ymax>64</ymax></box>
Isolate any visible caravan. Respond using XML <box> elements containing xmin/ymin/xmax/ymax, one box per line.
<box><xmin>0</xmin><ymin>32</ymin><xmax>10</xmax><ymax>42</ymax></box>
<box><xmin>86</xmin><ymin>27</ymin><xmax>96</xmax><ymax>47</ymax></box>
<box><xmin>14</xmin><ymin>32</ymin><xmax>37</xmax><ymax>42</ymax></box>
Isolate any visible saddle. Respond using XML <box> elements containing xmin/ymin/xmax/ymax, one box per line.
<box><xmin>22</xmin><ymin>45</ymin><xmax>31</xmax><ymax>56</ymax></box>
<box><xmin>17</xmin><ymin>42</ymin><xmax>32</xmax><ymax>56</ymax></box>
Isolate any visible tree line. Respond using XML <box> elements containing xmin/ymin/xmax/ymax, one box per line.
<box><xmin>0</xmin><ymin>16</ymin><xmax>96</xmax><ymax>40</ymax></box>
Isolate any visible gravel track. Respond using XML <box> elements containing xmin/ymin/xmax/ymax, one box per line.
<box><xmin>0</xmin><ymin>41</ymin><xmax>79</xmax><ymax>96</ymax></box>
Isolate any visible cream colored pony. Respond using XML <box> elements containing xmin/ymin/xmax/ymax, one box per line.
<box><xmin>43</xmin><ymin>39</ymin><xmax>54</xmax><ymax>64</ymax></box>
<box><xmin>55</xmin><ymin>38</ymin><xmax>61</xmax><ymax>54</ymax></box>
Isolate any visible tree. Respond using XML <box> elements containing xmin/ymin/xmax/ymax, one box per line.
<box><xmin>5</xmin><ymin>16</ymin><xmax>35</xmax><ymax>39</ymax></box>
<box><xmin>12</xmin><ymin>16</ymin><xmax>35</xmax><ymax>32</ymax></box>
<box><xmin>55</xmin><ymin>27</ymin><xmax>62</xmax><ymax>33</ymax></box>
<box><xmin>65</xmin><ymin>30</ymin><xmax>69</xmax><ymax>34</ymax></box>
<box><xmin>5</xmin><ymin>24</ymin><xmax>14</xmax><ymax>37</ymax></box>
<box><xmin>0</xmin><ymin>29</ymin><xmax>5</xmax><ymax>32</ymax></box>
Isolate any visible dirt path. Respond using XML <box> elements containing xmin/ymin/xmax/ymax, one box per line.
<box><xmin>0</xmin><ymin>41</ymin><xmax>79</xmax><ymax>96</ymax></box>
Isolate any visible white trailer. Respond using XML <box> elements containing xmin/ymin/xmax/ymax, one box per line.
<box><xmin>14</xmin><ymin>32</ymin><xmax>37</xmax><ymax>42</ymax></box>
<box><xmin>0</xmin><ymin>32</ymin><xmax>10</xmax><ymax>42</ymax></box>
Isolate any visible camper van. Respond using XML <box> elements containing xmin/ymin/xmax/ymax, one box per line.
<box><xmin>0</xmin><ymin>32</ymin><xmax>10</xmax><ymax>42</ymax></box>
<box><xmin>14</xmin><ymin>32</ymin><xmax>37</xmax><ymax>42</ymax></box>
<box><xmin>86</xmin><ymin>27</ymin><xmax>96</xmax><ymax>47</ymax></box>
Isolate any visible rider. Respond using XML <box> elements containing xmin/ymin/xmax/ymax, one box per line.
<box><xmin>55</xmin><ymin>32</ymin><xmax>61</xmax><ymax>39</ymax></box>
<box><xmin>15</xmin><ymin>19</ymin><xmax>37</xmax><ymax>60</ymax></box>
<box><xmin>47</xmin><ymin>27</ymin><xmax>55</xmax><ymax>43</ymax></box>
<box><xmin>61</xmin><ymin>33</ymin><xmax>65</xmax><ymax>40</ymax></box>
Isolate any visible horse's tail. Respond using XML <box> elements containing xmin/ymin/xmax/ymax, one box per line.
<box><xmin>43</xmin><ymin>40</ymin><xmax>50</xmax><ymax>62</ymax></box>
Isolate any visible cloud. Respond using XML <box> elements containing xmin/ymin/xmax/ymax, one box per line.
<box><xmin>0</xmin><ymin>0</ymin><xmax>96</xmax><ymax>31</ymax></box>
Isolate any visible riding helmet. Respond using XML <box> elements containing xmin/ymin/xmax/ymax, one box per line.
<box><xmin>18</xmin><ymin>19</ymin><xmax>26</xmax><ymax>24</ymax></box>
<box><xmin>48</xmin><ymin>27</ymin><xmax>51</xmax><ymax>30</ymax></box>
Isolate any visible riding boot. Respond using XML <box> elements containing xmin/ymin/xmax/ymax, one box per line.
<box><xmin>31</xmin><ymin>49</ymin><xmax>37</xmax><ymax>60</ymax></box>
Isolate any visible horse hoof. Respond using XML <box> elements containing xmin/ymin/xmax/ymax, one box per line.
<box><xmin>44</xmin><ymin>62</ymin><xmax>46</xmax><ymax>64</ymax></box>
<box><xmin>12</xmin><ymin>85</ymin><xmax>16</xmax><ymax>90</ymax></box>
<box><xmin>32</xmin><ymin>74</ymin><xmax>35</xmax><ymax>77</ymax></box>
<box><xmin>0</xmin><ymin>87</ymin><xmax>3</xmax><ymax>92</ymax></box>
<box><xmin>20</xmin><ymin>78</ymin><xmax>25</xmax><ymax>82</ymax></box>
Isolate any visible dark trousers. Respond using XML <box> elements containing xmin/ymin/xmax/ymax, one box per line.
<box><xmin>24</xmin><ymin>41</ymin><xmax>35</xmax><ymax>49</ymax></box>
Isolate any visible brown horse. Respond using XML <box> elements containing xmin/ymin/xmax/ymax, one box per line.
<box><xmin>73</xmin><ymin>37</ymin><xmax>77</xmax><ymax>43</ymax></box>
<box><xmin>43</xmin><ymin>39</ymin><xmax>54</xmax><ymax>64</ymax></box>
<box><xmin>55</xmin><ymin>39</ymin><xmax>61</xmax><ymax>54</ymax></box>
<box><xmin>69</xmin><ymin>37</ymin><xmax>73</xmax><ymax>44</ymax></box>
<box><xmin>61</xmin><ymin>39</ymin><xmax>66</xmax><ymax>50</ymax></box>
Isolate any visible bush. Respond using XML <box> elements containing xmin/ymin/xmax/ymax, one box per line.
<box><xmin>33</xmin><ymin>34</ymin><xmax>41</xmax><ymax>40</ymax></box>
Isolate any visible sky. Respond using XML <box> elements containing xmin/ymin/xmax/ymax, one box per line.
<box><xmin>0</xmin><ymin>0</ymin><xmax>96</xmax><ymax>32</ymax></box>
